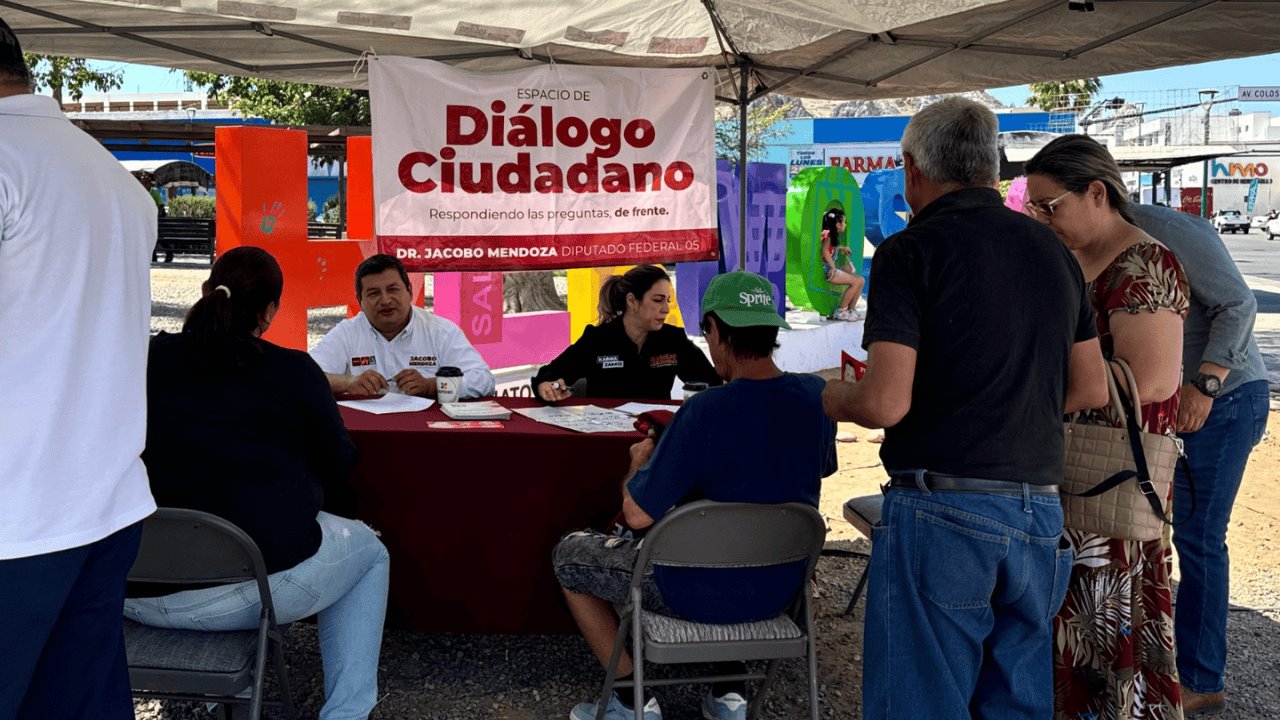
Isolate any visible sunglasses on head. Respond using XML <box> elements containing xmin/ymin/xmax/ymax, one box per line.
<box><xmin>1024</xmin><ymin>190</ymin><xmax>1074</xmax><ymax>219</ymax></box>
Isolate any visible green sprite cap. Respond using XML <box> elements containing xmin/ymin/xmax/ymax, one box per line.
<box><xmin>700</xmin><ymin>271</ymin><xmax>790</xmax><ymax>330</ymax></box>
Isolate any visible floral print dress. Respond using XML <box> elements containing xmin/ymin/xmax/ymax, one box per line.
<box><xmin>1054</xmin><ymin>242</ymin><xmax>1190</xmax><ymax>720</ymax></box>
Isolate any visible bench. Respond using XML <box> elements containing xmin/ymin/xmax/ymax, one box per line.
<box><xmin>154</xmin><ymin>217</ymin><xmax>215</xmax><ymax>264</ymax></box>
<box><xmin>308</xmin><ymin>222</ymin><xmax>342</xmax><ymax>238</ymax></box>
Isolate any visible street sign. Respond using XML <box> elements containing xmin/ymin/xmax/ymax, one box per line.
<box><xmin>1239</xmin><ymin>87</ymin><xmax>1280</xmax><ymax>102</ymax></box>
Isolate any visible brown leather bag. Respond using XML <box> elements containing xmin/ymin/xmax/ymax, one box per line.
<box><xmin>1061</xmin><ymin>358</ymin><xmax>1181</xmax><ymax>542</ymax></box>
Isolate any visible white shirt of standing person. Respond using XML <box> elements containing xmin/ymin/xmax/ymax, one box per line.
<box><xmin>311</xmin><ymin>306</ymin><xmax>496</xmax><ymax>399</ymax></box>
<box><xmin>0</xmin><ymin>92</ymin><xmax>157</xmax><ymax>559</ymax></box>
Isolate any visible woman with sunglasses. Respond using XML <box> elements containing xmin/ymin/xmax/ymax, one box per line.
<box><xmin>1024</xmin><ymin>134</ymin><xmax>1189</xmax><ymax>719</ymax></box>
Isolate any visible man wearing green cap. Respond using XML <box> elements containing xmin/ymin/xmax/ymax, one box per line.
<box><xmin>554</xmin><ymin>270</ymin><xmax>836</xmax><ymax>720</ymax></box>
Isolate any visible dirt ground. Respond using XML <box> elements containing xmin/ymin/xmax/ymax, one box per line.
<box><xmin>134</xmin><ymin>410</ymin><xmax>1280</xmax><ymax>720</ymax></box>
<box><xmin>820</xmin><ymin>414</ymin><xmax>1280</xmax><ymax>610</ymax></box>
<box><xmin>137</xmin><ymin>266</ymin><xmax>1280</xmax><ymax>719</ymax></box>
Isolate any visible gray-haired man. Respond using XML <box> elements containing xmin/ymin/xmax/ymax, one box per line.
<box><xmin>822</xmin><ymin>97</ymin><xmax>1107</xmax><ymax>720</ymax></box>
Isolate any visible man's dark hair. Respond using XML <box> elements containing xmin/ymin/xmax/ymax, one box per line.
<box><xmin>0</xmin><ymin>17</ymin><xmax>31</xmax><ymax>89</ymax></box>
<box><xmin>701</xmin><ymin>312</ymin><xmax>779</xmax><ymax>360</ymax></box>
<box><xmin>355</xmin><ymin>254</ymin><xmax>412</xmax><ymax>299</ymax></box>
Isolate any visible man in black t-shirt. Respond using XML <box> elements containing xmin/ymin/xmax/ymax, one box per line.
<box><xmin>822</xmin><ymin>98</ymin><xmax>1108</xmax><ymax>720</ymax></box>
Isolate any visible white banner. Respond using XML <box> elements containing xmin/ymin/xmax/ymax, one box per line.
<box><xmin>370</xmin><ymin>57</ymin><xmax>718</xmax><ymax>271</ymax></box>
<box><xmin>821</xmin><ymin>143</ymin><xmax>904</xmax><ymax>184</ymax></box>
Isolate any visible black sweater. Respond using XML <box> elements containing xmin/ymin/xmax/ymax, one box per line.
<box><xmin>142</xmin><ymin>333</ymin><xmax>358</xmax><ymax>573</ymax></box>
<box><xmin>532</xmin><ymin>321</ymin><xmax>721</xmax><ymax>400</ymax></box>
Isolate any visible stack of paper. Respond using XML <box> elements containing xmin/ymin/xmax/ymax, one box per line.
<box><xmin>338</xmin><ymin>395</ymin><xmax>434</xmax><ymax>415</ymax></box>
<box><xmin>513</xmin><ymin>405</ymin><xmax>638</xmax><ymax>433</ymax></box>
<box><xmin>440</xmin><ymin>401</ymin><xmax>511</xmax><ymax>420</ymax></box>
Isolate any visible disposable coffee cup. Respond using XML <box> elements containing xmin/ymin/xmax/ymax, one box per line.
<box><xmin>436</xmin><ymin>366</ymin><xmax>463</xmax><ymax>404</ymax></box>
<box><xmin>682</xmin><ymin>381</ymin><xmax>709</xmax><ymax>401</ymax></box>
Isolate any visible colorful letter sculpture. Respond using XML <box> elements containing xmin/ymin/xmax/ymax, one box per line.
<box><xmin>674</xmin><ymin>160</ymin><xmax>788</xmax><ymax>335</ymax></box>
<box><xmin>784</xmin><ymin>165</ymin><xmax>864</xmax><ymax>318</ymax></box>
<box><xmin>433</xmin><ymin>272</ymin><xmax>568</xmax><ymax>368</ymax></box>
<box><xmin>215</xmin><ymin>126</ymin><xmax>373</xmax><ymax>351</ymax></box>
<box><xmin>1003</xmin><ymin>176</ymin><xmax>1028</xmax><ymax>213</ymax></box>
<box><xmin>861</xmin><ymin>168</ymin><xmax>908</xmax><ymax>246</ymax></box>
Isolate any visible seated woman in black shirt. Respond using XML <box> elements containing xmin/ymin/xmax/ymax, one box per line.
<box><xmin>122</xmin><ymin>247</ymin><xmax>388</xmax><ymax>720</ymax></box>
<box><xmin>533</xmin><ymin>264</ymin><xmax>721</xmax><ymax>401</ymax></box>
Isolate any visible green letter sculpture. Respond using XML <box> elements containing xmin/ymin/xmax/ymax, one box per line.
<box><xmin>785</xmin><ymin>165</ymin><xmax>864</xmax><ymax>317</ymax></box>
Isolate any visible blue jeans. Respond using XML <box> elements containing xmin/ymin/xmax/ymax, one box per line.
<box><xmin>862</xmin><ymin>486</ymin><xmax>1072</xmax><ymax>720</ymax></box>
<box><xmin>1173</xmin><ymin>379</ymin><xmax>1269</xmax><ymax>695</ymax></box>
<box><xmin>124</xmin><ymin>512</ymin><xmax>390</xmax><ymax>720</ymax></box>
<box><xmin>0</xmin><ymin>522</ymin><xmax>142</xmax><ymax>720</ymax></box>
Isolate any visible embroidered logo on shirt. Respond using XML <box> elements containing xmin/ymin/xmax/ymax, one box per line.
<box><xmin>649</xmin><ymin>353</ymin><xmax>678</xmax><ymax>369</ymax></box>
<box><xmin>597</xmin><ymin>355</ymin><xmax>624</xmax><ymax>369</ymax></box>
<box><xmin>410</xmin><ymin>355</ymin><xmax>437</xmax><ymax>367</ymax></box>
<box><xmin>351</xmin><ymin>356</ymin><xmax>376</xmax><ymax>367</ymax></box>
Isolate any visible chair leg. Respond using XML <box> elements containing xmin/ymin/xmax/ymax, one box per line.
<box><xmin>805</xmin><ymin>595</ymin><xmax>820</xmax><ymax>720</ymax></box>
<box><xmin>843</xmin><ymin>565</ymin><xmax>870</xmax><ymax>617</ymax></box>
<box><xmin>595</xmin><ymin>604</ymin><xmax>634</xmax><ymax>720</ymax></box>
<box><xmin>271</xmin><ymin>631</ymin><xmax>296</xmax><ymax>720</ymax></box>
<box><xmin>631</xmin><ymin>587</ymin><xmax>646</xmax><ymax>717</ymax></box>
<box><xmin>249</xmin><ymin>614</ymin><xmax>271</xmax><ymax>720</ymax></box>
<box><xmin>748</xmin><ymin>659</ymin><xmax>782</xmax><ymax>720</ymax></box>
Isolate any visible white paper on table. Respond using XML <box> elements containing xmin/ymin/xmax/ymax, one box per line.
<box><xmin>614</xmin><ymin>401</ymin><xmax>681</xmax><ymax>416</ymax></box>
<box><xmin>513</xmin><ymin>405</ymin><xmax>638</xmax><ymax>433</ymax></box>
<box><xmin>338</xmin><ymin>395</ymin><xmax>435</xmax><ymax>415</ymax></box>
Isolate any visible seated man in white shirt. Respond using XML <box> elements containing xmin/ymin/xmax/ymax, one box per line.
<box><xmin>311</xmin><ymin>254</ymin><xmax>496</xmax><ymax>399</ymax></box>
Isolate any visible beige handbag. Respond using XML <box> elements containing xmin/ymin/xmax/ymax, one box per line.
<box><xmin>1061</xmin><ymin>357</ymin><xmax>1181</xmax><ymax>542</ymax></box>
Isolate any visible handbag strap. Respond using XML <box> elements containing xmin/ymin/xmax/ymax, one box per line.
<box><xmin>1108</xmin><ymin>358</ymin><xmax>1172</xmax><ymax>526</ymax></box>
<box><xmin>1062</xmin><ymin>357</ymin><xmax>1172</xmax><ymax>526</ymax></box>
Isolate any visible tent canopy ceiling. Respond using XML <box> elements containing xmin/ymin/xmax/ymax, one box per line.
<box><xmin>4</xmin><ymin>0</ymin><xmax>1278</xmax><ymax>103</ymax></box>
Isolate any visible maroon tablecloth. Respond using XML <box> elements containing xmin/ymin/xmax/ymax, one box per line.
<box><xmin>337</xmin><ymin>397</ymin><xmax>673</xmax><ymax>634</ymax></box>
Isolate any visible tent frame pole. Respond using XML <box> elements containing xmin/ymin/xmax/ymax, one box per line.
<box><xmin>738</xmin><ymin>64</ymin><xmax>749</xmax><ymax>270</ymax></box>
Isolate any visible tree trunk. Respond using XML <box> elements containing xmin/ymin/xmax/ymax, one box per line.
<box><xmin>504</xmin><ymin>271</ymin><xmax>566</xmax><ymax>313</ymax></box>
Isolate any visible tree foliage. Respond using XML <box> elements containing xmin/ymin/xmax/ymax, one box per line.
<box><xmin>715</xmin><ymin>98</ymin><xmax>797</xmax><ymax>162</ymax></box>
<box><xmin>184</xmin><ymin>71</ymin><xmax>370</xmax><ymax>126</ymax></box>
<box><xmin>22</xmin><ymin>54</ymin><xmax>122</xmax><ymax>104</ymax></box>
<box><xmin>1026</xmin><ymin>78</ymin><xmax>1102</xmax><ymax>113</ymax></box>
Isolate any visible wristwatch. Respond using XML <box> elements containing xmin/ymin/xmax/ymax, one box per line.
<box><xmin>1190</xmin><ymin>373</ymin><xmax>1223</xmax><ymax>399</ymax></box>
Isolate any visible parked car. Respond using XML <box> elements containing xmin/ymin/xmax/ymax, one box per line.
<box><xmin>1213</xmin><ymin>210</ymin><xmax>1250</xmax><ymax>234</ymax></box>
<box><xmin>1267</xmin><ymin>216</ymin><xmax>1280</xmax><ymax>241</ymax></box>
<box><xmin>1251</xmin><ymin>214</ymin><xmax>1272</xmax><ymax>230</ymax></box>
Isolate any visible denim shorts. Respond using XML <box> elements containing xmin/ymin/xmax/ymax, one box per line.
<box><xmin>552</xmin><ymin>530</ymin><xmax>674</xmax><ymax>616</ymax></box>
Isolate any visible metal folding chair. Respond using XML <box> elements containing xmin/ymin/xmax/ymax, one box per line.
<box><xmin>839</xmin><ymin>495</ymin><xmax>882</xmax><ymax>616</ymax></box>
<box><xmin>595</xmin><ymin>501</ymin><xmax>826</xmax><ymax>720</ymax></box>
<box><xmin>124</xmin><ymin>508</ymin><xmax>295</xmax><ymax>720</ymax></box>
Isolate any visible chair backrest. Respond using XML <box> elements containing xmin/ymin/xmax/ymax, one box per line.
<box><xmin>636</xmin><ymin>501</ymin><xmax>826</xmax><ymax>574</ymax></box>
<box><xmin>129</xmin><ymin>508</ymin><xmax>272</xmax><ymax>601</ymax></box>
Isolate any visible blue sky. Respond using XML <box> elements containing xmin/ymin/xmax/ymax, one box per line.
<box><xmin>103</xmin><ymin>52</ymin><xmax>1280</xmax><ymax>114</ymax></box>
<box><xmin>986</xmin><ymin>52</ymin><xmax>1280</xmax><ymax>115</ymax></box>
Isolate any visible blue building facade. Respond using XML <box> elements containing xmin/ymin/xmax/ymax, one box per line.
<box><xmin>760</xmin><ymin>110</ymin><xmax>1058</xmax><ymax>169</ymax></box>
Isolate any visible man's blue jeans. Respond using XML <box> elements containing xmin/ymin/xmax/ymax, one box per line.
<box><xmin>0</xmin><ymin>522</ymin><xmax>143</xmax><ymax>720</ymax></box>
<box><xmin>124</xmin><ymin>512</ymin><xmax>390</xmax><ymax>720</ymax></box>
<box><xmin>1173</xmin><ymin>379</ymin><xmax>1269</xmax><ymax>695</ymax></box>
<box><xmin>862</xmin><ymin>486</ymin><xmax>1072</xmax><ymax>720</ymax></box>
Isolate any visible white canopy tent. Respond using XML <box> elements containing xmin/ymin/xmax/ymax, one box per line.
<box><xmin>6</xmin><ymin>0</ymin><xmax>1278</xmax><ymax>102</ymax></box>
<box><xmin>7</xmin><ymin>0</ymin><xmax>1278</xmax><ymax>255</ymax></box>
